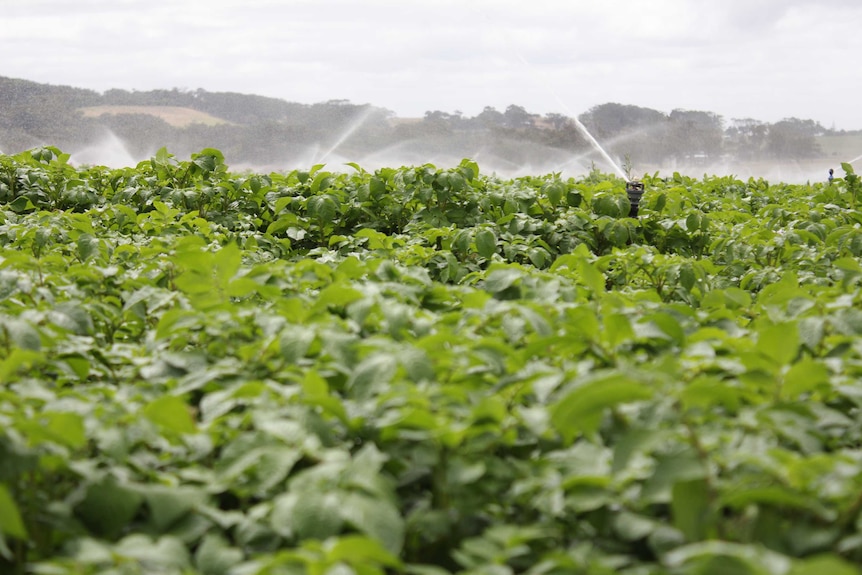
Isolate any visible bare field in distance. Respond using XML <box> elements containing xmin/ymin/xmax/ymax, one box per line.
<box><xmin>78</xmin><ymin>106</ymin><xmax>231</xmax><ymax>128</ymax></box>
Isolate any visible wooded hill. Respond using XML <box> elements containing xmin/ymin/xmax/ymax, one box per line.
<box><xmin>0</xmin><ymin>75</ymin><xmax>852</xmax><ymax>171</ymax></box>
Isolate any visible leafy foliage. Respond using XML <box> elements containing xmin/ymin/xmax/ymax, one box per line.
<box><xmin>1</xmin><ymin>148</ymin><xmax>862</xmax><ymax>574</ymax></box>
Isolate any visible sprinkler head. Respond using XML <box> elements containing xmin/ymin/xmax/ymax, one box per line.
<box><xmin>626</xmin><ymin>180</ymin><xmax>645</xmax><ymax>218</ymax></box>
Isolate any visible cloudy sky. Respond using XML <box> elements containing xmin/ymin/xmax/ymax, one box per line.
<box><xmin>3</xmin><ymin>0</ymin><xmax>862</xmax><ymax>130</ymax></box>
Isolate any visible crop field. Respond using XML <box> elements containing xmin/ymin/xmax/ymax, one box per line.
<box><xmin>2</xmin><ymin>147</ymin><xmax>862</xmax><ymax>574</ymax></box>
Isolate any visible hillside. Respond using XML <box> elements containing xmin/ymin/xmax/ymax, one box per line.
<box><xmin>1</xmin><ymin>75</ymin><xmax>859</xmax><ymax>179</ymax></box>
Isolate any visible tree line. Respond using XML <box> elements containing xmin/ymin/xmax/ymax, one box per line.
<box><xmin>0</xmin><ymin>75</ymin><xmax>853</xmax><ymax>170</ymax></box>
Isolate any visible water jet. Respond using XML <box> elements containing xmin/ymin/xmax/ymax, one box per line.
<box><xmin>318</xmin><ymin>106</ymin><xmax>376</xmax><ymax>163</ymax></box>
<box><xmin>70</xmin><ymin>130</ymin><xmax>139</xmax><ymax>168</ymax></box>
<box><xmin>507</xmin><ymin>53</ymin><xmax>628</xmax><ymax>180</ymax></box>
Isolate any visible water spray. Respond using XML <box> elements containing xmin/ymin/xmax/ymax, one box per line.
<box><xmin>505</xmin><ymin>47</ymin><xmax>645</xmax><ymax>215</ymax></box>
<box><xmin>483</xmin><ymin>14</ymin><xmax>645</xmax><ymax>214</ymax></box>
<box><xmin>511</xmin><ymin>55</ymin><xmax>628</xmax><ymax>181</ymax></box>
<box><xmin>318</xmin><ymin>106</ymin><xmax>376</xmax><ymax>163</ymax></box>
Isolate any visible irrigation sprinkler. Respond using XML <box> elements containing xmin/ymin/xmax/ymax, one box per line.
<box><xmin>626</xmin><ymin>180</ymin><xmax>644</xmax><ymax>217</ymax></box>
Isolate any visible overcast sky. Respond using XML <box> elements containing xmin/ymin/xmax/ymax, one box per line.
<box><xmin>3</xmin><ymin>0</ymin><xmax>862</xmax><ymax>131</ymax></box>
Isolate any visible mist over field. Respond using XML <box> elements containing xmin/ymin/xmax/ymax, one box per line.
<box><xmin>2</xmin><ymin>76</ymin><xmax>860</xmax><ymax>186</ymax></box>
<box><xmin>65</xmin><ymin>128</ymin><xmax>848</xmax><ymax>186</ymax></box>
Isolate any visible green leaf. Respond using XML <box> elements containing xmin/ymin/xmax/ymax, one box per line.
<box><xmin>685</xmin><ymin>212</ymin><xmax>702</xmax><ymax>232</ymax></box>
<box><xmin>314</xmin><ymin>282</ymin><xmax>364</xmax><ymax>310</ymax></box>
<box><xmin>475</xmin><ymin>229</ymin><xmax>497</xmax><ymax>259</ymax></box>
<box><xmin>63</xmin><ymin>354</ymin><xmax>91</xmax><ymax>379</ymax></box>
<box><xmin>280</xmin><ymin>327</ymin><xmax>315</xmax><ymax>363</ymax></box>
<box><xmin>575</xmin><ymin>244</ymin><xmax>605</xmax><ymax>294</ymax></box>
<box><xmin>834</xmin><ymin>257</ymin><xmax>862</xmax><ymax>288</ymax></box>
<box><xmin>544</xmin><ymin>181</ymin><xmax>565</xmax><ymax>207</ymax></box>
<box><xmin>226</xmin><ymin>277</ymin><xmax>260</xmax><ymax>298</ymax></box>
<box><xmin>550</xmin><ymin>373</ymin><xmax>653</xmax><ymax>441</ymax></box>
<box><xmin>2</xmin><ymin>318</ymin><xmax>41</xmax><ymax>351</ymax></box>
<box><xmin>724</xmin><ymin>287</ymin><xmax>752</xmax><ymax>309</ymax></box>
<box><xmin>192</xmin><ymin>154</ymin><xmax>217</xmax><ymax>174</ymax></box>
<box><xmin>327</xmin><ymin>535</ymin><xmax>402</xmax><ymax>568</ymax></box>
<box><xmin>144</xmin><ymin>396</ymin><xmax>197</xmax><ymax>435</ymax></box>
<box><xmin>721</xmin><ymin>485</ymin><xmax>827</xmax><ymax>515</ymax></box>
<box><xmin>307</xmin><ymin>194</ymin><xmax>337</xmax><ymax>221</ymax></box>
<box><xmin>783</xmin><ymin>357</ymin><xmax>830</xmax><ymax>399</ymax></box>
<box><xmin>141</xmin><ymin>486</ymin><xmax>205</xmax><ymax>531</ymax></box>
<box><xmin>0</xmin><ymin>349</ymin><xmax>44</xmax><ymax>382</ymax></box>
<box><xmin>196</xmin><ymin>533</ymin><xmax>244</xmax><ymax>575</ymax></box>
<box><xmin>33</xmin><ymin>412</ymin><xmax>86</xmax><ymax>449</ymax></box>
<box><xmin>347</xmin><ymin>354</ymin><xmax>398</xmax><ymax>399</ymax></box>
<box><xmin>565</xmin><ymin>305</ymin><xmax>600</xmax><ymax>342</ymax></box>
<box><xmin>644</xmin><ymin>312</ymin><xmax>685</xmax><ymax>346</ymax></box>
<box><xmin>459</xmin><ymin>158</ymin><xmax>479</xmax><ymax>181</ymax></box>
<box><xmin>275</xmin><ymin>491</ymin><xmax>344</xmax><ymax>540</ymax></box>
<box><xmin>757</xmin><ymin>322</ymin><xmax>799</xmax><ymax>365</ymax></box>
<box><xmin>212</xmin><ymin>242</ymin><xmax>241</xmax><ymax>282</ymax></box>
<box><xmin>113</xmin><ymin>534</ymin><xmax>190</xmax><ymax>569</ymax></box>
<box><xmin>77</xmin><ymin>233</ymin><xmax>101</xmax><ymax>262</ymax></box>
<box><xmin>757</xmin><ymin>272</ymin><xmax>806</xmax><ymax>306</ymax></box>
<box><xmin>672</xmin><ymin>478</ymin><xmax>713</xmax><ymax>542</ymax></box>
<box><xmin>790</xmin><ymin>555</ymin><xmax>861</xmax><ymax>575</ymax></box>
<box><xmin>680</xmin><ymin>375</ymin><xmax>741</xmax><ymax>413</ymax></box>
<box><xmin>74</xmin><ymin>477</ymin><xmax>143</xmax><ymax>539</ymax></box>
<box><xmin>592</xmin><ymin>193</ymin><xmax>627</xmax><ymax>217</ymax></box>
<box><xmin>154</xmin><ymin>146</ymin><xmax>173</xmax><ymax>166</ymax></box>
<box><xmin>665</xmin><ymin>541</ymin><xmax>791</xmax><ymax>575</ymax></box>
<box><xmin>642</xmin><ymin>452</ymin><xmax>708</xmax><ymax>503</ymax></box>
<box><xmin>0</xmin><ymin>484</ymin><xmax>27</xmax><ymax>540</ymax></box>
<box><xmin>369</xmin><ymin>176</ymin><xmax>387</xmax><ymax>196</ymax></box>
<box><xmin>604</xmin><ymin>312</ymin><xmax>635</xmax><ymax>349</ymax></box>
<box><xmin>9</xmin><ymin>196</ymin><xmax>35</xmax><ymax>213</ymax></box>
<box><xmin>266</xmin><ymin>212</ymin><xmax>300</xmax><ymax>235</ymax></box>
<box><xmin>49</xmin><ymin>303</ymin><xmax>94</xmax><ymax>335</ymax></box>
<box><xmin>340</xmin><ymin>492</ymin><xmax>405</xmax><ymax>556</ymax></box>
<box><xmin>484</xmin><ymin>267</ymin><xmax>522</xmax><ymax>294</ymax></box>
<box><xmin>612</xmin><ymin>428</ymin><xmax>669</xmax><ymax>474</ymax></box>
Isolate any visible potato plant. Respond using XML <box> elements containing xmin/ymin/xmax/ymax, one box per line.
<box><xmin>1</xmin><ymin>147</ymin><xmax>862</xmax><ymax>574</ymax></box>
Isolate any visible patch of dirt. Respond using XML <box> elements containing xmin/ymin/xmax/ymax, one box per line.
<box><xmin>78</xmin><ymin>105</ymin><xmax>231</xmax><ymax>127</ymax></box>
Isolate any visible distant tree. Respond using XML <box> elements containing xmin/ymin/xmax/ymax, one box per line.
<box><xmin>544</xmin><ymin>113</ymin><xmax>570</xmax><ymax>131</ymax></box>
<box><xmin>475</xmin><ymin>106</ymin><xmax>505</xmax><ymax>129</ymax></box>
<box><xmin>766</xmin><ymin>118</ymin><xmax>823</xmax><ymax>159</ymax></box>
<box><xmin>0</xmin><ymin>76</ymin><xmax>100</xmax><ymax>150</ymax></box>
<box><xmin>423</xmin><ymin>110</ymin><xmax>455</xmax><ymax>128</ymax></box>
<box><xmin>577</xmin><ymin>103</ymin><xmax>671</xmax><ymax>163</ymax></box>
<box><xmin>101</xmin><ymin>87</ymin><xmax>196</xmax><ymax>107</ymax></box>
<box><xmin>726</xmin><ymin>118</ymin><xmax>769</xmax><ymax>160</ymax></box>
<box><xmin>533</xmin><ymin>113</ymin><xmax>588</xmax><ymax>151</ymax></box>
<box><xmin>503</xmin><ymin>105</ymin><xmax>536</xmax><ymax>130</ymax></box>
<box><xmin>668</xmin><ymin>109</ymin><xmax>724</xmax><ymax>159</ymax></box>
<box><xmin>579</xmin><ymin>103</ymin><xmax>667</xmax><ymax>139</ymax></box>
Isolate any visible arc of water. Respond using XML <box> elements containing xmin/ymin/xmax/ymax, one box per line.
<box><xmin>511</xmin><ymin>54</ymin><xmax>628</xmax><ymax>180</ymax></box>
<box><xmin>552</xmin><ymin>126</ymin><xmax>658</xmax><ymax>172</ymax></box>
<box><xmin>570</xmin><ymin>115</ymin><xmax>629</xmax><ymax>180</ymax></box>
<box><xmin>318</xmin><ymin>106</ymin><xmax>376</xmax><ymax>163</ymax></box>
